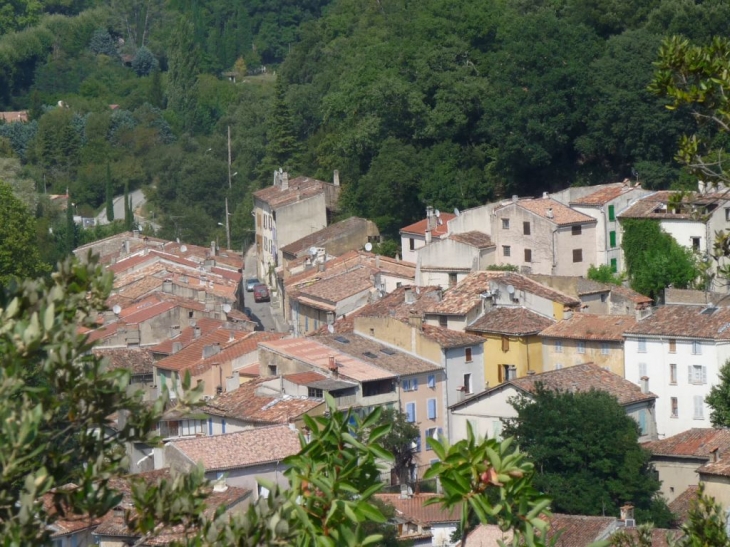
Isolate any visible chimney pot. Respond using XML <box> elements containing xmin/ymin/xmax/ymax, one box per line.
<box><xmin>512</xmin><ymin>194</ymin><xmax>518</xmax><ymax>203</ymax></box>
<box><xmin>194</xmin><ymin>326</ymin><xmax>201</xmax><ymax>339</ymax></box>
<box><xmin>543</xmin><ymin>192</ymin><xmax>549</xmax><ymax>199</ymax></box>
<box><xmin>281</xmin><ymin>172</ymin><xmax>289</xmax><ymax>191</ymax></box>
<box><xmin>333</xmin><ymin>169</ymin><xmax>340</xmax><ymax>187</ymax></box>
<box><xmin>640</xmin><ymin>376</ymin><xmax>649</xmax><ymax>394</ymax></box>
<box><xmin>546</xmin><ymin>207</ymin><xmax>554</xmax><ymax>219</ymax></box>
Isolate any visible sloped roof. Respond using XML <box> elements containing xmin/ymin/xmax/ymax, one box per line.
<box><xmin>93</xmin><ymin>348</ymin><xmax>155</xmax><ymax>375</ymax></box>
<box><xmin>467</xmin><ymin>307</ymin><xmax>554</xmax><ymax>336</ymax></box>
<box><xmin>618</xmin><ymin>191</ymin><xmax>698</xmax><ymax>220</ymax></box>
<box><xmin>400</xmin><ymin>213</ymin><xmax>455</xmax><ymax>237</ymax></box>
<box><xmin>497</xmin><ymin>198</ymin><xmax>596</xmax><ymax>226</ymax></box>
<box><xmin>448</xmin><ymin>231</ymin><xmax>495</xmax><ymax>249</ymax></box>
<box><xmin>547</xmin><ymin>514</ymin><xmax>616</xmax><ymax>546</ymax></box>
<box><xmin>668</xmin><ymin>486</ymin><xmax>699</xmax><ymax>524</ymax></box>
<box><xmin>253</xmin><ymin>176</ymin><xmax>329</xmax><ymax>209</ymax></box>
<box><xmin>642</xmin><ymin>428</ymin><xmax>730</xmax><ymax>459</ymax></box>
<box><xmin>375</xmin><ymin>493</ymin><xmax>461</xmax><ymax>525</ymax></box>
<box><xmin>149</xmin><ymin>318</ymin><xmax>225</xmax><ymax>355</ymax></box>
<box><xmin>296</xmin><ymin>266</ymin><xmax>374</xmax><ymax>304</ymax></box>
<box><xmin>626</xmin><ymin>305</ymin><xmax>730</xmax><ymax>340</ymax></box>
<box><xmin>420</xmin><ymin>324</ymin><xmax>485</xmax><ymax>348</ymax></box>
<box><xmin>280</xmin><ymin>217</ymin><xmax>375</xmax><ymax>256</ymax></box>
<box><xmin>539</xmin><ymin>314</ymin><xmax>636</xmax><ymax>342</ymax></box>
<box><xmin>569</xmin><ymin>183</ymin><xmax>635</xmax><ymax>206</ymax></box>
<box><xmin>170</xmin><ymin>425</ymin><xmax>301</xmax><ymax>471</ymax></box>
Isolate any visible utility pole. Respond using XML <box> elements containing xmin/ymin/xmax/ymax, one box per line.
<box><xmin>227</xmin><ymin>125</ymin><xmax>232</xmax><ymax>189</ymax></box>
<box><xmin>225</xmin><ymin>197</ymin><xmax>231</xmax><ymax>251</ymax></box>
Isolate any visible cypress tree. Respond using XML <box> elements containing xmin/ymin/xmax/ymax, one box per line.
<box><xmin>150</xmin><ymin>69</ymin><xmax>164</xmax><ymax>109</ymax></box>
<box><xmin>105</xmin><ymin>162</ymin><xmax>114</xmax><ymax>221</ymax></box>
<box><xmin>124</xmin><ymin>182</ymin><xmax>131</xmax><ymax>230</ymax></box>
<box><xmin>167</xmin><ymin>17</ymin><xmax>202</xmax><ymax>131</ymax></box>
<box><xmin>261</xmin><ymin>75</ymin><xmax>298</xmax><ymax>174</ymax></box>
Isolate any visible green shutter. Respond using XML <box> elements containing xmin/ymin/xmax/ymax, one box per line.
<box><xmin>609</xmin><ymin>231</ymin><xmax>616</xmax><ymax>248</ymax></box>
<box><xmin>608</xmin><ymin>205</ymin><xmax>615</xmax><ymax>221</ymax></box>
<box><xmin>610</xmin><ymin>258</ymin><xmax>617</xmax><ymax>272</ymax></box>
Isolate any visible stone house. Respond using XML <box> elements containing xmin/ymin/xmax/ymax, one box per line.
<box><xmin>415</xmin><ymin>231</ymin><xmax>495</xmax><ymax>288</ymax></box>
<box><xmin>400</xmin><ymin>207</ymin><xmax>455</xmax><ymax>263</ymax></box>
<box><xmin>375</xmin><ymin>493</ymin><xmax>462</xmax><ymax>546</ymax></box>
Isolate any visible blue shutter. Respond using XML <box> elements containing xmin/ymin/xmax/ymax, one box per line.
<box><xmin>428</xmin><ymin>374</ymin><xmax>435</xmax><ymax>388</ymax></box>
<box><xmin>428</xmin><ymin>399</ymin><xmax>437</xmax><ymax>420</ymax></box>
<box><xmin>638</xmin><ymin>410</ymin><xmax>646</xmax><ymax>435</ymax></box>
<box><xmin>414</xmin><ymin>436</ymin><xmax>421</xmax><ymax>453</ymax></box>
<box><xmin>412</xmin><ymin>377</ymin><xmax>418</xmax><ymax>391</ymax></box>
<box><xmin>222</xmin><ymin>419</ymin><xmax>226</xmax><ymax>434</ymax></box>
<box><xmin>208</xmin><ymin>417</ymin><xmax>213</xmax><ymax>435</ymax></box>
<box><xmin>406</xmin><ymin>403</ymin><xmax>415</xmax><ymax>422</ymax></box>
<box><xmin>402</xmin><ymin>380</ymin><xmax>408</xmax><ymax>391</ymax></box>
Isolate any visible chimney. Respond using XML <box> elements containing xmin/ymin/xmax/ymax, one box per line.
<box><xmin>711</xmin><ymin>447</ymin><xmax>719</xmax><ymax>463</ymax></box>
<box><xmin>163</xmin><ymin>279</ymin><xmax>173</xmax><ymax>293</ymax></box>
<box><xmin>425</xmin><ymin>229</ymin><xmax>432</xmax><ymax>244</ymax></box>
<box><xmin>211</xmin><ymin>240</ymin><xmax>216</xmax><ymax>257</ymax></box>
<box><xmin>123</xmin><ymin>240</ymin><xmax>130</xmax><ymax>254</ymax></box>
<box><xmin>333</xmin><ymin>169</ymin><xmax>340</xmax><ymax>187</ymax></box>
<box><xmin>375</xmin><ymin>255</ymin><xmax>380</xmax><ymax>269</ymax></box>
<box><xmin>193</xmin><ymin>326</ymin><xmax>201</xmax><ymax>339</ymax></box>
<box><xmin>563</xmin><ymin>309</ymin><xmax>573</xmax><ymax>320</ymax></box>
<box><xmin>169</xmin><ymin>324</ymin><xmax>181</xmax><ymax>339</ymax></box>
<box><xmin>133</xmin><ymin>229</ymin><xmax>140</xmax><ymax>238</ymax></box>
<box><xmin>328</xmin><ymin>355</ymin><xmax>338</xmax><ymax>376</ymax></box>
<box><xmin>202</xmin><ymin>343</ymin><xmax>221</xmax><ymax>359</ymax></box>
<box><xmin>405</xmin><ymin>287</ymin><xmax>415</xmax><ymax>304</ymax></box>
<box><xmin>318</xmin><ymin>262</ymin><xmax>326</xmax><ymax>272</ymax></box>
<box><xmin>228</xmin><ymin>330</ymin><xmax>235</xmax><ymax>342</ymax></box>
<box><xmin>546</xmin><ymin>208</ymin><xmax>554</xmax><ymax>219</ymax></box>
<box><xmin>512</xmin><ymin>194</ymin><xmax>518</xmax><ymax>203</ymax></box>
<box><xmin>408</xmin><ymin>311</ymin><xmax>423</xmax><ymax>331</ymax></box>
<box><xmin>543</xmin><ymin>192</ymin><xmax>549</xmax><ymax>199</ymax></box>
<box><xmin>400</xmin><ymin>483</ymin><xmax>412</xmax><ymax>499</ymax></box>
<box><xmin>172</xmin><ymin>341</ymin><xmax>183</xmax><ymax>354</ymax></box>
<box><xmin>281</xmin><ymin>171</ymin><xmax>289</xmax><ymax>191</ymax></box>
<box><xmin>640</xmin><ymin>376</ymin><xmax>649</xmax><ymax>394</ymax></box>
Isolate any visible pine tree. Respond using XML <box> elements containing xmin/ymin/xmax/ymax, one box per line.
<box><xmin>167</xmin><ymin>17</ymin><xmax>202</xmax><ymax>131</ymax></box>
<box><xmin>149</xmin><ymin>68</ymin><xmax>164</xmax><ymax>108</ymax></box>
<box><xmin>261</xmin><ymin>75</ymin><xmax>299</xmax><ymax>174</ymax></box>
<box><xmin>105</xmin><ymin>162</ymin><xmax>114</xmax><ymax>221</ymax></box>
<box><xmin>28</xmin><ymin>90</ymin><xmax>43</xmax><ymax>122</ymax></box>
<box><xmin>124</xmin><ymin>182</ymin><xmax>131</xmax><ymax>230</ymax></box>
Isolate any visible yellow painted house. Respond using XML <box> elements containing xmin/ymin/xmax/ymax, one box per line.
<box><xmin>466</xmin><ymin>307</ymin><xmax>554</xmax><ymax>387</ymax></box>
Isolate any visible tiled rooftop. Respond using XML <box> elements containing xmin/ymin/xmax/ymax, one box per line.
<box><xmin>448</xmin><ymin>231</ymin><xmax>495</xmax><ymax>249</ymax></box>
<box><xmin>280</xmin><ymin>217</ymin><xmax>374</xmax><ymax>256</ymax></box>
<box><xmin>626</xmin><ymin>305</ymin><xmax>730</xmax><ymax>340</ymax></box>
<box><xmin>149</xmin><ymin>318</ymin><xmax>226</xmax><ymax>355</ymax></box>
<box><xmin>546</xmin><ymin>514</ymin><xmax>616</xmax><ymax>546</ymax></box>
<box><xmin>668</xmin><ymin>485</ymin><xmax>698</xmax><ymax>524</ymax></box>
<box><xmin>201</xmin><ymin>378</ymin><xmax>323</xmax><ymax>424</ymax></box>
<box><xmin>420</xmin><ymin>324</ymin><xmax>485</xmax><ymax>348</ymax></box>
<box><xmin>296</xmin><ymin>266</ymin><xmax>375</xmax><ymax>304</ymax></box>
<box><xmin>569</xmin><ymin>182</ymin><xmax>636</xmax><ymax>206</ymax></box>
<box><xmin>253</xmin><ymin>176</ymin><xmax>330</xmax><ymax>209</ymax></box>
<box><xmin>260</xmin><ymin>338</ymin><xmax>396</xmax><ymax>382</ymax></box>
<box><xmin>613</xmin><ymin>528</ymin><xmax>682</xmax><ymax>547</ymax></box>
<box><xmin>375</xmin><ymin>493</ymin><xmax>461</xmax><ymax>524</ymax></box>
<box><xmin>498</xmin><ymin>197</ymin><xmax>596</xmax><ymax>226</ymax></box>
<box><xmin>538</xmin><ymin>314</ymin><xmax>636</xmax><ymax>341</ymax></box>
<box><xmin>642</xmin><ymin>428</ymin><xmax>730</xmax><ymax>459</ymax></box>
<box><xmin>400</xmin><ymin>213</ymin><xmax>455</xmax><ymax>237</ymax></box>
<box><xmin>170</xmin><ymin>424</ymin><xmax>302</xmax><ymax>471</ymax></box>
<box><xmin>315</xmin><ymin>333</ymin><xmax>442</xmax><ymax>375</ymax></box>
<box><xmin>93</xmin><ymin>348</ymin><xmax>155</xmax><ymax>375</ymax></box>
<box><xmin>467</xmin><ymin>307</ymin><xmax>555</xmax><ymax>336</ymax></box>
<box><xmin>618</xmin><ymin>190</ymin><xmax>698</xmax><ymax>220</ymax></box>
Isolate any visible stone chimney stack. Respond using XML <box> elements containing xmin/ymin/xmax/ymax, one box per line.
<box><xmin>202</xmin><ymin>343</ymin><xmax>221</xmax><ymax>359</ymax></box>
<box><xmin>211</xmin><ymin>240</ymin><xmax>216</xmax><ymax>256</ymax></box>
<box><xmin>281</xmin><ymin>171</ymin><xmax>289</xmax><ymax>191</ymax></box>
<box><xmin>333</xmin><ymin>170</ymin><xmax>340</xmax><ymax>187</ymax></box>
<box><xmin>193</xmin><ymin>325</ymin><xmax>201</xmax><ymax>339</ymax></box>
<box><xmin>405</xmin><ymin>287</ymin><xmax>415</xmax><ymax>304</ymax></box>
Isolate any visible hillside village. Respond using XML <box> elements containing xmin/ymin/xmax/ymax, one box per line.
<box><xmin>42</xmin><ymin>171</ymin><xmax>730</xmax><ymax>546</ymax></box>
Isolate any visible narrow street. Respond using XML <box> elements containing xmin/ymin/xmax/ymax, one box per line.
<box><xmin>243</xmin><ymin>248</ymin><xmax>289</xmax><ymax>334</ymax></box>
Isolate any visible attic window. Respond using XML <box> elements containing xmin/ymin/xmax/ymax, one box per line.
<box><xmin>362</xmin><ymin>351</ymin><xmax>378</xmax><ymax>359</ymax></box>
<box><xmin>334</xmin><ymin>336</ymin><xmax>350</xmax><ymax>344</ymax></box>
<box><xmin>380</xmin><ymin>348</ymin><xmax>396</xmax><ymax>355</ymax></box>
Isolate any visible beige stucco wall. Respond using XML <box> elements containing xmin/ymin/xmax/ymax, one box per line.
<box><xmin>491</xmin><ymin>205</ymin><xmax>555</xmax><ymax>275</ymax></box>
<box><xmin>480</xmin><ymin>333</ymin><xmax>544</xmax><ymax>388</ymax></box>
<box><xmin>700</xmin><ymin>473</ymin><xmax>730</xmax><ymax>509</ymax></box>
<box><xmin>450</xmin><ymin>385</ymin><xmax>519</xmax><ymax>442</ymax></box>
<box><xmin>540</xmin><ymin>337</ymin><xmax>625</xmax><ymax>376</ymax></box>
<box><xmin>554</xmin><ymin>224</ymin><xmax>596</xmax><ymax>277</ymax></box>
<box><xmin>354</xmin><ymin>316</ymin><xmax>443</xmax><ymax>365</ymax></box>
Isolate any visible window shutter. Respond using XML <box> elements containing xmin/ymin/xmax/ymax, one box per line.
<box><xmin>694</xmin><ymin>396</ymin><xmax>704</xmax><ymax>419</ymax></box>
<box><xmin>638</xmin><ymin>362</ymin><xmax>647</xmax><ymax>380</ymax></box>
<box><xmin>437</xmin><ymin>428</ymin><xmax>443</xmax><ymax>439</ymax></box>
<box><xmin>608</xmin><ymin>205</ymin><xmax>615</xmax><ymax>221</ymax></box>
<box><xmin>428</xmin><ymin>374</ymin><xmax>435</xmax><ymax>389</ymax></box>
<box><xmin>414</xmin><ymin>436</ymin><xmax>421</xmax><ymax>452</ymax></box>
<box><xmin>428</xmin><ymin>399</ymin><xmax>437</xmax><ymax>420</ymax></box>
<box><xmin>688</xmin><ymin>365</ymin><xmax>693</xmax><ymax>384</ymax></box>
<box><xmin>413</xmin><ymin>377</ymin><xmax>418</xmax><ymax>391</ymax></box>
<box><xmin>638</xmin><ymin>410</ymin><xmax>646</xmax><ymax>435</ymax></box>
<box><xmin>498</xmin><ymin>366</ymin><xmax>504</xmax><ymax>383</ymax></box>
<box><xmin>702</xmin><ymin>366</ymin><xmax>708</xmax><ymax>384</ymax></box>
<box><xmin>502</xmin><ymin>336</ymin><xmax>509</xmax><ymax>352</ymax></box>
<box><xmin>402</xmin><ymin>380</ymin><xmax>408</xmax><ymax>391</ymax></box>
<box><xmin>406</xmin><ymin>403</ymin><xmax>415</xmax><ymax>422</ymax></box>
<box><xmin>609</xmin><ymin>231</ymin><xmax>616</xmax><ymax>248</ymax></box>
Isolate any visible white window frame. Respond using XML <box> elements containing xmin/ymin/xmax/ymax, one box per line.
<box><xmin>600</xmin><ymin>342</ymin><xmax>609</xmax><ymax>355</ymax></box>
<box><xmin>577</xmin><ymin>340</ymin><xmax>586</xmax><ymax>354</ymax></box>
<box><xmin>692</xmin><ymin>340</ymin><xmax>702</xmax><ymax>355</ymax></box>
<box><xmin>554</xmin><ymin>340</ymin><xmax>563</xmax><ymax>353</ymax></box>
<box><xmin>638</xmin><ymin>338</ymin><xmax>647</xmax><ymax>353</ymax></box>
<box><xmin>689</xmin><ymin>365</ymin><xmax>707</xmax><ymax>385</ymax></box>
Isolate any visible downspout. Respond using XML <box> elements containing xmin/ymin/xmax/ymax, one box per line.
<box><xmin>552</xmin><ymin>228</ymin><xmax>559</xmax><ymax>274</ymax></box>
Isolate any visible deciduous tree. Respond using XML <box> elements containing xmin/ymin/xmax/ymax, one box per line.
<box><xmin>0</xmin><ymin>181</ymin><xmax>47</xmax><ymax>285</ymax></box>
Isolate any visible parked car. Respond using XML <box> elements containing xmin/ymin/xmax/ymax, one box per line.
<box><xmin>253</xmin><ymin>283</ymin><xmax>270</xmax><ymax>303</ymax></box>
<box><xmin>245</xmin><ymin>278</ymin><xmax>261</xmax><ymax>292</ymax></box>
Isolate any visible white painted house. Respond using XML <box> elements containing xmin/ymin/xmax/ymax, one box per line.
<box><xmin>624</xmin><ymin>304</ymin><xmax>730</xmax><ymax>438</ymax></box>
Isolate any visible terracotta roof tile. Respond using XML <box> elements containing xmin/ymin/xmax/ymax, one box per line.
<box><xmin>614</xmin><ymin>529</ymin><xmax>682</xmax><ymax>547</ymax></box>
<box><xmin>643</xmin><ymin>428</ymin><xmax>730</xmax><ymax>458</ymax></box>
<box><xmin>297</xmin><ymin>266</ymin><xmax>375</xmax><ymax>303</ymax></box>
<box><xmin>498</xmin><ymin>198</ymin><xmax>596</xmax><ymax>226</ymax></box>
<box><xmin>149</xmin><ymin>318</ymin><xmax>226</xmax><ymax>355</ymax></box>
<box><xmin>448</xmin><ymin>231</ymin><xmax>495</xmax><ymax>248</ymax></box>
<box><xmin>546</xmin><ymin>514</ymin><xmax>616</xmax><ymax>546</ymax></box>
<box><xmin>569</xmin><ymin>183</ymin><xmax>635</xmax><ymax>206</ymax></box>
<box><xmin>93</xmin><ymin>348</ymin><xmax>155</xmax><ymax>375</ymax></box>
<box><xmin>42</xmin><ymin>485</ymin><xmax>101</xmax><ymax>537</ymax></box>
<box><xmin>281</xmin><ymin>217</ymin><xmax>374</xmax><ymax>256</ymax></box>
<box><xmin>468</xmin><ymin>307</ymin><xmax>555</xmax><ymax>336</ymax></box>
<box><xmin>626</xmin><ymin>305</ymin><xmax>730</xmax><ymax>340</ymax></box>
<box><xmin>285</xmin><ymin>371</ymin><xmax>329</xmax><ymax>385</ymax></box>
<box><xmin>237</xmin><ymin>362</ymin><xmax>261</xmax><ymax>377</ymax></box>
<box><xmin>668</xmin><ymin>486</ymin><xmax>699</xmax><ymax>524</ymax></box>
<box><xmin>618</xmin><ymin>191</ymin><xmax>698</xmax><ymax>220</ymax></box>
<box><xmin>315</xmin><ymin>333</ymin><xmax>443</xmax><ymax>374</ymax></box>
<box><xmin>170</xmin><ymin>424</ymin><xmax>302</xmax><ymax>470</ymax></box>
<box><xmin>419</xmin><ymin>324</ymin><xmax>485</xmax><ymax>348</ymax></box>
<box><xmin>253</xmin><ymin>176</ymin><xmax>329</xmax><ymax>209</ymax></box>
<box><xmin>201</xmin><ymin>378</ymin><xmax>323</xmax><ymax>423</ymax></box>
<box><xmin>400</xmin><ymin>213</ymin><xmax>455</xmax><ymax>237</ymax></box>
<box><xmin>539</xmin><ymin>314</ymin><xmax>636</xmax><ymax>341</ymax></box>
<box><xmin>375</xmin><ymin>493</ymin><xmax>461</xmax><ymax>524</ymax></box>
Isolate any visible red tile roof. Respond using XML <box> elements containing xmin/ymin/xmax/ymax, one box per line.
<box><xmin>400</xmin><ymin>213</ymin><xmax>455</xmax><ymax>237</ymax></box>
<box><xmin>618</xmin><ymin>191</ymin><xmax>697</xmax><ymax>220</ymax></box>
<box><xmin>626</xmin><ymin>305</ymin><xmax>730</xmax><ymax>340</ymax></box>
<box><xmin>448</xmin><ymin>231</ymin><xmax>495</xmax><ymax>248</ymax></box>
<box><xmin>93</xmin><ymin>348</ymin><xmax>155</xmax><ymax>375</ymax></box>
<box><xmin>467</xmin><ymin>307</ymin><xmax>555</xmax><ymax>336</ymax></box>
<box><xmin>497</xmin><ymin>198</ymin><xmax>596</xmax><ymax>226</ymax></box>
<box><xmin>668</xmin><ymin>486</ymin><xmax>699</xmax><ymax>524</ymax></box>
<box><xmin>614</xmin><ymin>528</ymin><xmax>682</xmax><ymax>547</ymax></box>
<box><xmin>570</xmin><ymin>183</ymin><xmax>635</xmax><ymax>206</ymax></box>
<box><xmin>375</xmin><ymin>493</ymin><xmax>461</xmax><ymax>524</ymax></box>
<box><xmin>539</xmin><ymin>314</ymin><xmax>636</xmax><ymax>341</ymax></box>
<box><xmin>170</xmin><ymin>424</ymin><xmax>302</xmax><ymax>471</ymax></box>
<box><xmin>547</xmin><ymin>514</ymin><xmax>616</xmax><ymax>546</ymax></box>
<box><xmin>285</xmin><ymin>371</ymin><xmax>330</xmax><ymax>385</ymax></box>
<box><xmin>420</xmin><ymin>324</ymin><xmax>485</xmax><ymax>348</ymax></box>
<box><xmin>253</xmin><ymin>176</ymin><xmax>330</xmax><ymax>209</ymax></box>
<box><xmin>642</xmin><ymin>428</ymin><xmax>730</xmax><ymax>458</ymax></box>
<box><xmin>149</xmin><ymin>318</ymin><xmax>226</xmax><ymax>355</ymax></box>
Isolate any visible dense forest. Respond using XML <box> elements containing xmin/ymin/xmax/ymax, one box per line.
<box><xmin>1</xmin><ymin>0</ymin><xmax>730</xmax><ymax>264</ymax></box>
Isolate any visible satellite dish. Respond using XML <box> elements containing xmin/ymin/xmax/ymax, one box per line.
<box><xmin>434</xmin><ymin>209</ymin><xmax>441</xmax><ymax>218</ymax></box>
<box><xmin>454</xmin><ymin>208</ymin><xmax>460</xmax><ymax>216</ymax></box>
<box><xmin>223</xmin><ymin>304</ymin><xmax>232</xmax><ymax>313</ymax></box>
<box><xmin>180</xmin><ymin>245</ymin><xmax>188</xmax><ymax>253</ymax></box>
<box><xmin>507</xmin><ymin>285</ymin><xmax>515</xmax><ymax>295</ymax></box>
<box><xmin>437</xmin><ymin>218</ymin><xmax>443</xmax><ymax>226</ymax></box>
<box><xmin>309</xmin><ymin>246</ymin><xmax>318</xmax><ymax>256</ymax></box>
<box><xmin>176</xmin><ymin>238</ymin><xmax>180</xmax><ymax>243</ymax></box>
<box><xmin>112</xmin><ymin>305</ymin><xmax>121</xmax><ymax>315</ymax></box>
<box><xmin>364</xmin><ymin>242</ymin><xmax>373</xmax><ymax>252</ymax></box>
<box><xmin>327</xmin><ymin>324</ymin><xmax>335</xmax><ymax>334</ymax></box>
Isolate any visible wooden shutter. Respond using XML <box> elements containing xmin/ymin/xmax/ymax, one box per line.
<box><xmin>497</xmin><ymin>365</ymin><xmax>504</xmax><ymax>383</ymax></box>
<box><xmin>502</xmin><ymin>336</ymin><xmax>510</xmax><ymax>352</ymax></box>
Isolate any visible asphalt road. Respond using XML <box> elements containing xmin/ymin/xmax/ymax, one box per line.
<box><xmin>96</xmin><ymin>189</ymin><xmax>147</xmax><ymax>225</ymax></box>
<box><xmin>243</xmin><ymin>251</ymin><xmax>287</xmax><ymax>333</ymax></box>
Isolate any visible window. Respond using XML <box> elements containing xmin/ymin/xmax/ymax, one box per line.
<box><xmin>402</xmin><ymin>378</ymin><xmax>419</xmax><ymax>392</ymax></box>
<box><xmin>413</xmin><ymin>435</ymin><xmax>422</xmax><ymax>453</ymax></box>
<box><xmin>601</xmin><ymin>342</ymin><xmax>610</xmax><ymax>355</ymax></box>
<box><xmin>492</xmin><ymin>421</ymin><xmax>503</xmax><ymax>440</ymax></box>
<box><xmin>428</xmin><ymin>374</ymin><xmax>436</xmax><ymax>388</ymax></box>
<box><xmin>425</xmin><ymin>427</ymin><xmax>443</xmax><ymax>449</ymax></box>
<box><xmin>669</xmin><ymin>339</ymin><xmax>676</xmax><ymax>353</ymax></box>
<box><xmin>608</xmin><ymin>205</ymin><xmax>616</xmax><ymax>221</ymax></box>
<box><xmin>463</xmin><ymin>373</ymin><xmax>472</xmax><ymax>394</ymax></box>
<box><xmin>427</xmin><ymin>398</ymin><xmax>437</xmax><ymax>420</ymax></box>
<box><xmin>638</xmin><ymin>409</ymin><xmax>647</xmax><ymax>435</ymax></box>
<box><xmin>308</xmin><ymin>387</ymin><xmax>324</xmax><ymax>398</ymax></box>
<box><xmin>523</xmin><ymin>221</ymin><xmax>531</xmax><ymax>235</ymax></box>
<box><xmin>268</xmin><ymin>364</ymin><xmax>278</xmax><ymax>375</ymax></box>
<box><xmin>524</xmin><ymin>248</ymin><xmax>532</xmax><ymax>262</ymax></box>
<box><xmin>694</xmin><ymin>396</ymin><xmax>705</xmax><ymax>419</ymax></box>
<box><xmin>500</xmin><ymin>364</ymin><xmax>517</xmax><ymax>381</ymax></box>
<box><xmin>572</xmin><ymin>249</ymin><xmax>583</xmax><ymax>262</ymax></box>
<box><xmin>555</xmin><ymin>363</ymin><xmax>563</xmax><ymax>370</ymax></box>
<box><xmin>577</xmin><ymin>340</ymin><xmax>586</xmax><ymax>354</ymax></box>
<box><xmin>572</xmin><ymin>225</ymin><xmax>582</xmax><ymax>235</ymax></box>
<box><xmin>465</xmin><ymin>347</ymin><xmax>473</xmax><ymax>362</ymax></box>
<box><xmin>609</xmin><ymin>231</ymin><xmax>617</xmax><ymax>248</ymax></box>
<box><xmin>449</xmin><ymin>272</ymin><xmax>457</xmax><ymax>287</ymax></box>
<box><xmin>638</xmin><ymin>338</ymin><xmax>647</xmax><ymax>353</ymax></box>
<box><xmin>670</xmin><ymin>364</ymin><xmax>677</xmax><ymax>385</ymax></box>
<box><xmin>221</xmin><ymin>419</ymin><xmax>226</xmax><ymax>434</ymax></box>
<box><xmin>409</xmin><ymin>238</ymin><xmax>415</xmax><ymax>251</ymax></box>
<box><xmin>439</xmin><ymin>315</ymin><xmax>448</xmax><ymax>328</ymax></box>
<box><xmin>689</xmin><ymin>365</ymin><xmax>707</xmax><ymax>385</ymax></box>
<box><xmin>555</xmin><ymin>339</ymin><xmax>563</xmax><ymax>353</ymax></box>
<box><xmin>188</xmin><ymin>310</ymin><xmax>194</xmax><ymax>318</ymax></box>
<box><xmin>502</xmin><ymin>218</ymin><xmax>510</xmax><ymax>229</ymax></box>
<box><xmin>405</xmin><ymin>402</ymin><xmax>416</xmax><ymax>422</ymax></box>
<box><xmin>600</xmin><ymin>292</ymin><xmax>608</xmax><ymax>303</ymax></box>
<box><xmin>671</xmin><ymin>397</ymin><xmax>678</xmax><ymax>418</ymax></box>
<box><xmin>692</xmin><ymin>237</ymin><xmax>701</xmax><ymax>250</ymax></box>
<box><xmin>502</xmin><ymin>245</ymin><xmax>511</xmax><ymax>257</ymax></box>
<box><xmin>692</xmin><ymin>340</ymin><xmax>702</xmax><ymax>355</ymax></box>
<box><xmin>501</xmin><ymin>336</ymin><xmax>510</xmax><ymax>352</ymax></box>
<box><xmin>610</xmin><ymin>258</ymin><xmax>617</xmax><ymax>272</ymax></box>
<box><xmin>726</xmin><ymin>207</ymin><xmax>730</xmax><ymax>222</ymax></box>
